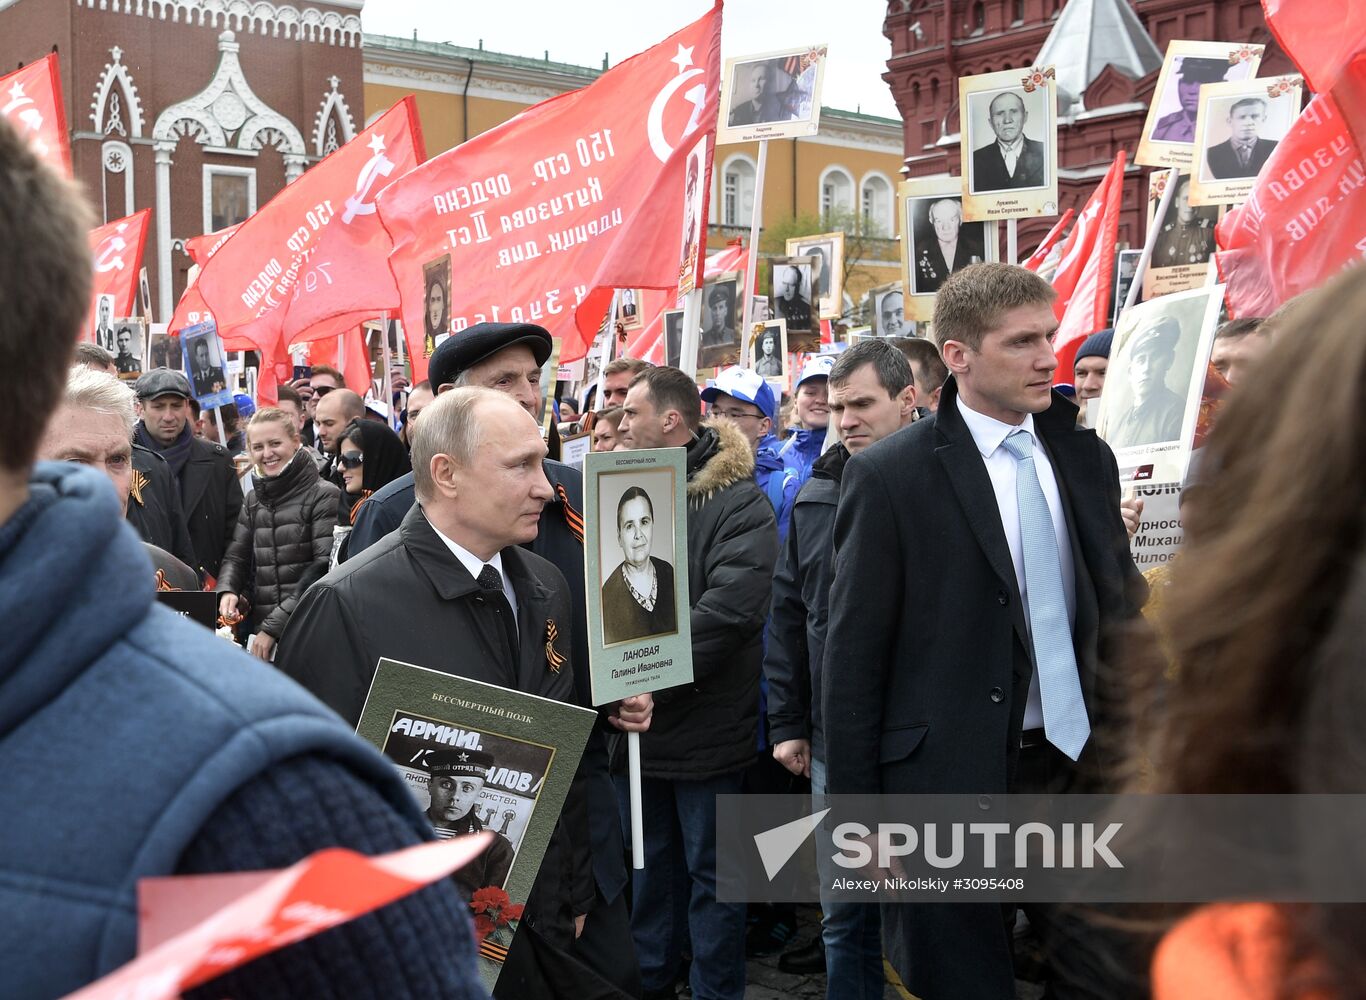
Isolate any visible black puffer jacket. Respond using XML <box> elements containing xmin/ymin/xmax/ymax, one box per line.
<box><xmin>217</xmin><ymin>448</ymin><xmax>340</xmax><ymax>639</ymax></box>
<box><xmin>633</xmin><ymin>419</ymin><xmax>780</xmax><ymax>780</ymax></box>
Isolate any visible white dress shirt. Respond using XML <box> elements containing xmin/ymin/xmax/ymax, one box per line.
<box><xmin>997</xmin><ymin>136</ymin><xmax>1024</xmax><ymax>177</ymax></box>
<box><xmin>429</xmin><ymin>525</ymin><xmax>519</xmax><ymax>625</ymax></box>
<box><xmin>957</xmin><ymin>396</ymin><xmax>1075</xmax><ymax>730</ymax></box>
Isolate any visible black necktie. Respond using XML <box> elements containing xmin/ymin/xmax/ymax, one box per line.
<box><xmin>477</xmin><ymin>564</ymin><xmax>503</xmax><ymax>594</ymax></box>
<box><xmin>477</xmin><ymin>564</ymin><xmax>519</xmax><ymax>664</ymax></box>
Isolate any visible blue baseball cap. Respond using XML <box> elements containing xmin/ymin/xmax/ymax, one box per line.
<box><xmin>700</xmin><ymin>366</ymin><xmax>777</xmax><ymax>423</ymax></box>
<box><xmin>795</xmin><ymin>355</ymin><xmax>835</xmax><ymax>390</ymax></box>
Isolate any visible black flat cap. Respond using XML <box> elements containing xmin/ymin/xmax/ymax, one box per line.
<box><xmin>1177</xmin><ymin>56</ymin><xmax>1231</xmax><ymax>84</ymax></box>
<box><xmin>134</xmin><ymin>367</ymin><xmax>193</xmax><ymax>400</ymax></box>
<box><xmin>428</xmin><ymin>322</ymin><xmax>554</xmax><ymax>388</ymax></box>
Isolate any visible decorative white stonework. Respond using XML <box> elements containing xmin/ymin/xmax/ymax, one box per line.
<box><xmin>90</xmin><ymin>46</ymin><xmax>145</xmax><ymax>137</ymax></box>
<box><xmin>74</xmin><ymin>0</ymin><xmax>362</xmax><ymax>47</ymax></box>
<box><xmin>311</xmin><ymin>74</ymin><xmax>355</xmax><ymax>158</ymax></box>
<box><xmin>102</xmin><ymin>140</ymin><xmax>132</xmax><ymax>173</ymax></box>
<box><xmin>151</xmin><ymin>30</ymin><xmax>306</xmax><ymax>167</ymax></box>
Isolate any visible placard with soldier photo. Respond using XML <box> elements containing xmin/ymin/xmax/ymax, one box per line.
<box><xmin>1190</xmin><ymin>76</ymin><xmax>1303</xmax><ymax>207</ymax></box>
<box><xmin>663</xmin><ymin>308</ymin><xmax>685</xmax><ymax>369</ymax></box>
<box><xmin>146</xmin><ymin>324</ymin><xmax>176</xmax><ymax>371</ymax></box>
<box><xmin>584</xmin><ymin>447</ymin><xmax>693</xmax><ymax>706</ymax></box>
<box><xmin>767</xmin><ymin>255</ymin><xmax>816</xmax><ymax>350</ymax></box>
<box><xmin>786</xmin><ymin>232</ymin><xmax>845</xmax><ymax>320</ymax></box>
<box><xmin>959</xmin><ymin>66</ymin><xmax>1059</xmax><ymax>221</ymax></box>
<box><xmin>1093</xmin><ymin>284</ymin><xmax>1224</xmax><ymax>487</ymax></box>
<box><xmin>112</xmin><ymin>317</ymin><xmax>146</xmax><ymax>379</ymax></box>
<box><xmin>718</xmin><ymin>45</ymin><xmax>827</xmax><ymax>144</ymax></box>
<box><xmin>748</xmin><ymin>318</ymin><xmax>788</xmax><ymax>379</ymax></box>
<box><xmin>357</xmin><ymin>659</ymin><xmax>596</xmax><ymax>992</ymax></box>
<box><xmin>1136</xmin><ymin>40</ymin><xmax>1264</xmax><ymax>169</ymax></box>
<box><xmin>699</xmin><ymin>273</ymin><xmax>742</xmax><ymax>370</ymax></box>
<box><xmin>869</xmin><ymin>282</ymin><xmax>910</xmax><ymax>338</ymax></box>
<box><xmin>179</xmin><ymin>320</ymin><xmax>233</xmax><ymax>408</ymax></box>
<box><xmin>1143</xmin><ymin>172</ymin><xmax>1224</xmax><ymax>298</ymax></box>
<box><xmin>1110</xmin><ymin>249</ymin><xmax>1143</xmax><ymax>327</ymax></box>
<box><xmin>899</xmin><ymin>176</ymin><xmax>999</xmax><ymax>321</ymax></box>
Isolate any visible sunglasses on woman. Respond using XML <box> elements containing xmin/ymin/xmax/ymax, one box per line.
<box><xmin>338</xmin><ymin>452</ymin><xmax>364</xmax><ymax>470</ymax></box>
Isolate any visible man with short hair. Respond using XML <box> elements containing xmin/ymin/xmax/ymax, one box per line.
<box><xmin>1209</xmin><ymin>317</ymin><xmax>1269</xmax><ymax>387</ymax></box>
<box><xmin>74</xmin><ymin>341</ymin><xmax>116</xmax><ymax>370</ymax></box>
<box><xmin>346</xmin><ymin>325</ymin><xmax>648</xmax><ymax>996</ymax></box>
<box><xmin>775</xmin><ymin>265</ymin><xmax>812</xmax><ymax>331</ymax></box>
<box><xmin>1073</xmin><ymin>327</ymin><xmax>1114</xmax><ymax>424</ymax></box>
<box><xmin>1107</xmin><ymin>315</ymin><xmax>1185</xmax><ymax>449</ymax></box>
<box><xmin>402</xmin><ymin>379</ymin><xmax>435</xmax><ymax>447</ymax></box>
<box><xmin>276</xmin><ymin>384</ymin><xmax>327</xmax><ymax>470</ymax></box>
<box><xmin>303</xmin><ymin>364</ymin><xmax>342</xmax><ymax>447</ymax></box>
<box><xmin>701</xmin><ymin>283</ymin><xmax>734</xmax><ymax>352</ymax></box>
<box><xmin>314</xmin><ymin>387</ymin><xmax>365</xmax><ymax>456</ymax></box>
<box><xmin>916</xmin><ymin>199</ymin><xmax>986</xmax><ymax>293</ymax></box>
<box><xmin>601</xmin><ymin>357</ymin><xmax>650</xmax><ymax>409</ymax></box>
<box><xmin>823</xmin><ymin>263</ymin><xmax>1146</xmax><ymax>998</ymax></box>
<box><xmin>878</xmin><ymin>288</ymin><xmax>907</xmax><ymax>337</ymax></box>
<box><xmin>895</xmin><ymin>336</ymin><xmax>949</xmax><ymax>413</ymax></box>
<box><xmin>1205</xmin><ymin>97</ymin><xmax>1278</xmax><ymax>179</ymax></box>
<box><xmin>278</xmin><ymin>388</ymin><xmax>600</xmax><ymax>986</ymax></box>
<box><xmin>189</xmin><ymin>338</ymin><xmax>221</xmax><ymax>397</ymax></box>
<box><xmin>972</xmin><ymin>91</ymin><xmax>1046</xmax><ymax>190</ymax></box>
<box><xmin>113</xmin><ymin>324</ymin><xmax>140</xmax><ymax>374</ymax></box>
<box><xmin>617</xmin><ymin>365</ymin><xmax>779</xmax><ymax>1000</ymax></box>
<box><xmin>133</xmin><ymin>368</ymin><xmax>241</xmax><ymax>581</ymax></box>
<box><xmin>1152</xmin><ymin>176</ymin><xmax>1217</xmax><ymax>267</ymax></box>
<box><xmin>0</xmin><ymin>114</ymin><xmax>485</xmax><ymax>1000</ymax></box>
<box><xmin>422</xmin><ymin>748</ymin><xmax>515</xmax><ymax>892</ymax></box>
<box><xmin>766</xmin><ymin>339</ymin><xmax>917</xmax><ymax>987</ymax></box>
<box><xmin>728</xmin><ymin>61</ymin><xmax>782</xmax><ymax>126</ymax></box>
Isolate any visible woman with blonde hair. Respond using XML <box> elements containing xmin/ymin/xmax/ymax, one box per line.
<box><xmin>216</xmin><ymin>406</ymin><xmax>339</xmax><ymax>660</ymax></box>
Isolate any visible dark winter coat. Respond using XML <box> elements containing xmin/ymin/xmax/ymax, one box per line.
<box><xmin>634</xmin><ymin>419</ymin><xmax>780</xmax><ymax>780</ymax></box>
<box><xmin>127</xmin><ymin>444</ymin><xmax>198</xmax><ymax>579</ymax></box>
<box><xmin>216</xmin><ymin>447</ymin><xmax>340</xmax><ymax>639</ymax></box>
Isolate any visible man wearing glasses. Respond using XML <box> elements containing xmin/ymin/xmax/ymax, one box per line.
<box><xmin>701</xmin><ymin>366</ymin><xmax>796</xmax><ymax>540</ymax></box>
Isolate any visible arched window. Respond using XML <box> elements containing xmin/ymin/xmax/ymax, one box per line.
<box><xmin>721</xmin><ymin>155</ymin><xmax>756</xmax><ymax>226</ymax></box>
<box><xmin>860</xmin><ymin>172</ymin><xmax>894</xmax><ymax>235</ymax></box>
<box><xmin>819</xmin><ymin>166</ymin><xmax>855</xmax><ymax>219</ymax></box>
<box><xmin>972</xmin><ymin>2</ymin><xmax>986</xmax><ymax>31</ymax></box>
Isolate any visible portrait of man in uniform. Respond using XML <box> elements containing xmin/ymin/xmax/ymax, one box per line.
<box><xmin>1106</xmin><ymin>315</ymin><xmax>1187</xmax><ymax>450</ymax></box>
<box><xmin>1152</xmin><ymin>56</ymin><xmax>1233</xmax><ymax>143</ymax></box>
<box><xmin>1151</xmin><ymin>176</ymin><xmax>1218</xmax><ymax>267</ymax></box>
<box><xmin>113</xmin><ymin>321</ymin><xmax>142</xmax><ymax>376</ymax></box>
<box><xmin>911</xmin><ymin>198</ymin><xmax>987</xmax><ymax>295</ymax></box>
<box><xmin>771</xmin><ymin>262</ymin><xmax>813</xmax><ymax>333</ymax></box>
<box><xmin>422</xmin><ymin>748</ymin><xmax>516</xmax><ymax>895</ymax></box>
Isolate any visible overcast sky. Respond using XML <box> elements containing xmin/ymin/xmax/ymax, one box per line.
<box><xmin>360</xmin><ymin>0</ymin><xmax>900</xmax><ymax>120</ymax></box>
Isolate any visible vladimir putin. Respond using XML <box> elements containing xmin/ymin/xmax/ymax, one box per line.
<box><xmin>971</xmin><ymin>91</ymin><xmax>1046</xmax><ymax>191</ymax></box>
<box><xmin>914</xmin><ymin>199</ymin><xmax>986</xmax><ymax>293</ymax></box>
<box><xmin>1107</xmin><ymin>315</ymin><xmax>1186</xmax><ymax>449</ymax></box>
<box><xmin>1206</xmin><ymin>97</ymin><xmax>1278</xmax><ymax>179</ymax></box>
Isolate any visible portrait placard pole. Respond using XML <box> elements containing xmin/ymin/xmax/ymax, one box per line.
<box><xmin>628</xmin><ymin>731</ymin><xmax>644</xmax><ymax>868</ymax></box>
<box><xmin>212</xmin><ymin>407</ymin><xmax>227</xmax><ymax>445</ymax></box>
<box><xmin>1006</xmin><ymin>218</ymin><xmax>1019</xmax><ymax>266</ymax></box>
<box><xmin>679</xmin><ymin>287</ymin><xmax>704</xmax><ymax>379</ymax></box>
<box><xmin>378</xmin><ymin>311</ymin><xmax>397</xmax><ymax>431</ymax></box>
<box><xmin>740</xmin><ymin>139</ymin><xmax>770</xmax><ymax>334</ymax></box>
<box><xmin>1124</xmin><ymin>167</ymin><xmax>1180</xmax><ymax>313</ymax></box>
<box><xmin>394</xmin><ymin>318</ymin><xmax>406</xmax><ymax>368</ymax></box>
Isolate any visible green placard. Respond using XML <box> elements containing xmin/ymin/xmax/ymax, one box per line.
<box><xmin>583</xmin><ymin>446</ymin><xmax>694</xmax><ymax>705</ymax></box>
<box><xmin>357</xmin><ymin>657</ymin><xmax>596</xmax><ymax>990</ymax></box>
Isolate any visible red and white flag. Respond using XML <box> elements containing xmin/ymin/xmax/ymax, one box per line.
<box><xmin>1021</xmin><ymin>209</ymin><xmax>1074</xmax><ymax>274</ymax></box>
<box><xmin>622</xmin><ymin>243</ymin><xmax>750</xmax><ymax>363</ymax></box>
<box><xmin>168</xmin><ymin>223</ymin><xmax>241</xmax><ymax>338</ymax></box>
<box><xmin>306</xmin><ymin>325</ymin><xmax>373</xmax><ymax>395</ymax></box>
<box><xmin>85</xmin><ymin>209</ymin><xmax>152</xmax><ymax>343</ymax></box>
<box><xmin>1048</xmin><ymin>152</ymin><xmax>1126</xmax><ymax>382</ymax></box>
<box><xmin>196</xmin><ymin>99</ymin><xmax>425</xmax><ymax>382</ymax></box>
<box><xmin>375</xmin><ymin>2</ymin><xmax>722</xmax><ymax>376</ymax></box>
<box><xmin>0</xmin><ymin>54</ymin><xmax>71</xmax><ymax>178</ymax></box>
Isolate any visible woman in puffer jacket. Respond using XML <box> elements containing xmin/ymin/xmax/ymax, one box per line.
<box><xmin>217</xmin><ymin>407</ymin><xmax>340</xmax><ymax>661</ymax></box>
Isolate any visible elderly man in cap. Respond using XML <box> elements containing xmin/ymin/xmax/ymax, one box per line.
<box><xmin>1109</xmin><ymin>316</ymin><xmax>1186</xmax><ymax>449</ymax></box>
<box><xmin>132</xmin><ymin>368</ymin><xmax>241</xmax><ymax>581</ymax></box>
<box><xmin>1153</xmin><ymin>56</ymin><xmax>1232</xmax><ymax>143</ymax></box>
<box><xmin>424</xmin><ymin>748</ymin><xmax>516</xmax><ymax>893</ymax></box>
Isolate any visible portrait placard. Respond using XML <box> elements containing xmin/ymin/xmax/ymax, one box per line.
<box><xmin>678</xmin><ymin>135</ymin><xmax>709</xmax><ymax>296</ymax></box>
<box><xmin>146</xmin><ymin>324</ymin><xmax>176</xmax><ymax>371</ymax></box>
<box><xmin>356</xmin><ymin>659</ymin><xmax>596</xmax><ymax>992</ymax></box>
<box><xmin>422</xmin><ymin>253</ymin><xmax>452</xmax><ymax>359</ymax></box>
<box><xmin>112</xmin><ymin>316</ymin><xmax>147</xmax><ymax>380</ymax></box>
<box><xmin>560</xmin><ymin>431</ymin><xmax>592</xmax><ymax>469</ymax></box>
<box><xmin>1190</xmin><ymin>76</ymin><xmax>1302</xmax><ymax>207</ymax></box>
<box><xmin>156</xmin><ymin>590</ymin><xmax>218</xmax><ymax>630</ymax></box>
<box><xmin>663</xmin><ymin>308</ymin><xmax>685</xmax><ymax>370</ymax></box>
<box><xmin>899</xmin><ymin>176</ymin><xmax>1000</xmax><ymax>322</ymax></box>
<box><xmin>1136</xmin><ymin>40</ymin><xmax>1264</xmax><ymax>169</ymax></box>
<box><xmin>179</xmin><ymin>320</ymin><xmax>233</xmax><ymax>408</ymax></box>
<box><xmin>584</xmin><ymin>447</ymin><xmax>693</xmax><ymax>706</ymax></box>
<box><xmin>748</xmin><ymin>318</ymin><xmax>788</xmax><ymax>380</ymax></box>
<box><xmin>1110</xmin><ymin>249</ymin><xmax>1143</xmax><ymax>327</ymax></box>
<box><xmin>718</xmin><ymin>45</ymin><xmax>827</xmax><ymax>144</ymax></box>
<box><xmin>617</xmin><ymin>288</ymin><xmax>644</xmax><ymax>330</ymax></box>
<box><xmin>959</xmin><ymin>67</ymin><xmax>1059</xmax><ymax>221</ymax></box>
<box><xmin>699</xmin><ymin>273</ymin><xmax>742</xmax><ymax>370</ymax></box>
<box><xmin>1143</xmin><ymin>172</ymin><xmax>1224</xmax><ymax>298</ymax></box>
<box><xmin>92</xmin><ymin>292</ymin><xmax>117</xmax><ymax>354</ymax></box>
<box><xmin>786</xmin><ymin>231</ymin><xmax>845</xmax><ymax>319</ymax></box>
<box><xmin>868</xmin><ymin>282</ymin><xmax>909</xmax><ymax>338</ymax></box>
<box><xmin>1093</xmin><ymin>285</ymin><xmax>1224</xmax><ymax>487</ymax></box>
<box><xmin>767</xmin><ymin>255</ymin><xmax>816</xmax><ymax>350</ymax></box>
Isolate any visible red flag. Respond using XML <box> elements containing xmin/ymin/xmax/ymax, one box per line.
<box><xmin>621</xmin><ymin>244</ymin><xmax>750</xmax><ymax>363</ymax></box>
<box><xmin>307</xmin><ymin>326</ymin><xmax>372</xmax><ymax>395</ymax></box>
<box><xmin>197</xmin><ymin>100</ymin><xmax>425</xmax><ymax>382</ymax></box>
<box><xmin>1048</xmin><ymin>152</ymin><xmax>1125</xmax><ymax>382</ymax></box>
<box><xmin>280</xmin><ymin>98</ymin><xmax>425</xmax><ymax>346</ymax></box>
<box><xmin>1021</xmin><ymin>209</ymin><xmax>1075</xmax><ymax>273</ymax></box>
<box><xmin>1261</xmin><ymin>0</ymin><xmax>1366</xmax><ymax>93</ymax></box>
<box><xmin>168</xmin><ymin>224</ymin><xmax>242</xmax><ymax>340</ymax></box>
<box><xmin>85</xmin><ymin>209</ymin><xmax>152</xmax><ymax>345</ymax></box>
<box><xmin>376</xmin><ymin>3</ymin><xmax>722</xmax><ymax>375</ymax></box>
<box><xmin>1215</xmin><ymin>92</ymin><xmax>1366</xmax><ymax>318</ymax></box>
<box><xmin>0</xmin><ymin>54</ymin><xmax>71</xmax><ymax>178</ymax></box>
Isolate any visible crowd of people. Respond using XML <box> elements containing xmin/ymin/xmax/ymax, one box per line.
<box><xmin>3</xmin><ymin>97</ymin><xmax>1362</xmax><ymax>1000</ymax></box>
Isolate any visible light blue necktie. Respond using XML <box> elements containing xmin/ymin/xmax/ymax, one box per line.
<box><xmin>1001</xmin><ymin>429</ymin><xmax>1090</xmax><ymax>760</ymax></box>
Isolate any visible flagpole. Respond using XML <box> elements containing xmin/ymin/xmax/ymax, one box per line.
<box><xmin>378</xmin><ymin>311</ymin><xmax>397</xmax><ymax>431</ymax></box>
<box><xmin>596</xmin><ymin>291</ymin><xmax>619</xmax><ymax>407</ymax></box>
<box><xmin>1006</xmin><ymin>218</ymin><xmax>1019</xmax><ymax>265</ymax></box>
<box><xmin>1123</xmin><ymin>167</ymin><xmax>1179</xmax><ymax>314</ymax></box>
<box><xmin>741</xmin><ymin>140</ymin><xmax>769</xmax><ymax>334</ymax></box>
<box><xmin>628</xmin><ymin>732</ymin><xmax>645</xmax><ymax>869</ymax></box>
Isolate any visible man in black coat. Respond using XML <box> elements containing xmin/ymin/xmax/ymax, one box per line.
<box><xmin>128</xmin><ymin>445</ymin><xmax>199</xmax><ymax>580</ymax></box>
<box><xmin>617</xmin><ymin>366</ymin><xmax>780</xmax><ymax>1000</ymax></box>
<box><xmin>1204</xmin><ymin>97</ymin><xmax>1278</xmax><ymax>179</ymax></box>
<box><xmin>344</xmin><ymin>323</ymin><xmax>646</xmax><ymax>995</ymax></box>
<box><xmin>914</xmin><ymin>198</ymin><xmax>987</xmax><ymax>294</ymax></box>
<box><xmin>971</xmin><ymin>91</ymin><xmax>1047</xmax><ymax>191</ymax></box>
<box><xmin>132</xmin><ymin>369</ymin><xmax>241</xmax><ymax>583</ymax></box>
<box><xmin>277</xmin><ymin>389</ymin><xmax>597</xmax><ymax>996</ymax></box>
<box><xmin>765</xmin><ymin>340</ymin><xmax>918</xmax><ymax>983</ymax></box>
<box><xmin>822</xmin><ymin>264</ymin><xmax>1146</xmax><ymax>999</ymax></box>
